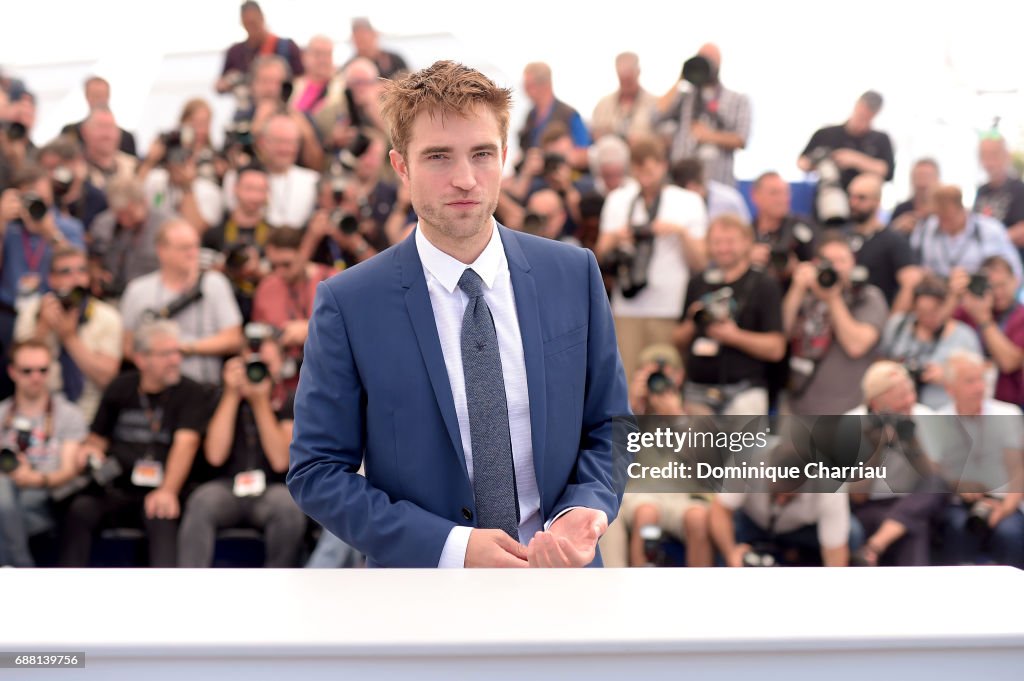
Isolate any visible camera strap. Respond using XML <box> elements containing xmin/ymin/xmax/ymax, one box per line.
<box><xmin>148</xmin><ymin>272</ymin><xmax>206</xmax><ymax>321</ymax></box>
<box><xmin>629</xmin><ymin>186</ymin><xmax>663</xmax><ymax>232</ymax></box>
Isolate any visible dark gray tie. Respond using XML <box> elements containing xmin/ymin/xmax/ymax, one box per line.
<box><xmin>458</xmin><ymin>268</ymin><xmax>520</xmax><ymax>541</ymax></box>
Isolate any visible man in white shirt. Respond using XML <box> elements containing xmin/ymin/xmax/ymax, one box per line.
<box><xmin>222</xmin><ymin>113</ymin><xmax>318</xmax><ymax>229</ymax></box>
<box><xmin>595</xmin><ymin>134</ymin><xmax>708</xmax><ymax>379</ymax></box>
<box><xmin>935</xmin><ymin>350</ymin><xmax>1024</xmax><ymax>568</ymax></box>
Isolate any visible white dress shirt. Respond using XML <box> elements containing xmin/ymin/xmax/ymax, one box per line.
<box><xmin>415</xmin><ymin>222</ymin><xmax>542</xmax><ymax>568</ymax></box>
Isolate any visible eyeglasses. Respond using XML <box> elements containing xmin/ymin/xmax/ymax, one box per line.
<box><xmin>849</xmin><ymin>193</ymin><xmax>876</xmax><ymax>201</ymax></box>
<box><xmin>53</xmin><ymin>266</ymin><xmax>88</xmax><ymax>276</ymax></box>
<box><xmin>16</xmin><ymin>366</ymin><xmax>49</xmax><ymax>376</ymax></box>
<box><xmin>269</xmin><ymin>261</ymin><xmax>295</xmax><ymax>271</ymax></box>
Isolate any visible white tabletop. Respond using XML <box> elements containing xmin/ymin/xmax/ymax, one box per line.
<box><xmin>4</xmin><ymin>566</ymin><xmax>1024</xmax><ymax>657</ymax></box>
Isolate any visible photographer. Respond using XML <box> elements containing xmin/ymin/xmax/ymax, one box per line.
<box><xmin>518</xmin><ymin>62</ymin><xmax>591</xmax><ymax>171</ymax></box>
<box><xmin>300</xmin><ymin>174</ymin><xmax>379</xmax><ymax>271</ymax></box>
<box><xmin>844</xmin><ymin>361</ymin><xmax>949</xmax><ymax>566</ymax></box>
<box><xmin>934</xmin><ymin>351</ymin><xmax>1024</xmax><ymax>568</ymax></box>
<box><xmin>216</xmin><ymin>1</ymin><xmax>303</xmax><ymax>96</ymax></box>
<box><xmin>749</xmin><ymin>171</ymin><xmax>818</xmax><ymax>291</ymax></box>
<box><xmin>654</xmin><ymin>43</ymin><xmax>750</xmax><ymax>186</ymax></box>
<box><xmin>880</xmin><ymin>275</ymin><xmax>981</xmax><ymax>410</ymax></box>
<box><xmin>710</xmin><ymin>490</ymin><xmax>854</xmax><ymax>568</ymax></box>
<box><xmin>203</xmin><ymin>165</ymin><xmax>272</xmax><ymax>321</ymax></box>
<box><xmin>88</xmin><ymin>177</ymin><xmax>170</xmax><ymax>298</ymax></box>
<box><xmin>254</xmin><ymin>227</ymin><xmax>333</xmax><ymax>354</ymax></box>
<box><xmin>951</xmin><ymin>257</ymin><xmax>1024</xmax><ymax>405</ymax></box>
<box><xmin>178</xmin><ymin>328</ymin><xmax>306</xmax><ymax>567</ymax></box>
<box><xmin>595</xmin><ymin>135</ymin><xmax>708</xmax><ymax>379</ymax></box>
<box><xmin>120</xmin><ymin>219</ymin><xmax>244</xmax><ymax>387</ymax></box>
<box><xmin>0</xmin><ymin>87</ymin><xmax>35</xmax><ymax>187</ymax></box>
<box><xmin>0</xmin><ymin>340</ymin><xmax>86</xmax><ymax>567</ymax></box>
<box><xmin>59</xmin><ymin>76</ymin><xmax>137</xmax><ymax>157</ymax></box>
<box><xmin>0</xmin><ymin>163</ymin><xmax>86</xmax><ymax>399</ymax></box>
<box><xmin>798</xmin><ymin>91</ymin><xmax>894</xmax><ymax>192</ymax></box>
<box><xmin>58</xmin><ymin>321</ymin><xmax>209</xmax><ymax>567</ymax></box>
<box><xmin>783</xmin><ymin>233</ymin><xmax>888</xmax><ymax>415</ymax></box>
<box><xmin>37</xmin><ymin>136</ymin><xmax>107</xmax><ymax>231</ymax></box>
<box><xmin>14</xmin><ymin>245</ymin><xmax>122</xmax><ymax>421</ymax></box>
<box><xmin>325</xmin><ymin>127</ymin><xmax>394</xmax><ymax>252</ymax></box>
<box><xmin>222</xmin><ymin>113</ymin><xmax>319</xmax><ymax>230</ymax></box>
<box><xmin>890</xmin><ymin>158</ymin><xmax>940</xmax><ymax>235</ymax></box>
<box><xmin>521</xmin><ymin>189</ymin><xmax>579</xmax><ymax>246</ymax></box>
<box><xmin>673</xmin><ymin>214</ymin><xmax>785</xmax><ymax>416</ymax></box>
<box><xmin>80</xmin><ymin>107</ymin><xmax>137</xmax><ymax>191</ymax></box>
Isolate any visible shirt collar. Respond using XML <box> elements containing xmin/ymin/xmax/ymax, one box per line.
<box><xmin>415</xmin><ymin>219</ymin><xmax>505</xmax><ymax>294</ymax></box>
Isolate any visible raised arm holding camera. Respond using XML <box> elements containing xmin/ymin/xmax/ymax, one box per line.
<box><xmin>672</xmin><ymin>214</ymin><xmax>785</xmax><ymax>416</ymax></box>
<box><xmin>178</xmin><ymin>326</ymin><xmax>306</xmax><ymax>567</ymax></box>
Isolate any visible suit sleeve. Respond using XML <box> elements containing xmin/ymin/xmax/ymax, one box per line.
<box><xmin>287</xmin><ymin>281</ymin><xmax>457</xmax><ymax>567</ymax></box>
<box><xmin>548</xmin><ymin>250</ymin><xmax>634</xmax><ymax>525</ymax></box>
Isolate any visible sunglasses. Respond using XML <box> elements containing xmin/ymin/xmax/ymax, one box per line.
<box><xmin>53</xmin><ymin>266</ymin><xmax>88</xmax><ymax>276</ymax></box>
<box><xmin>16</xmin><ymin>366</ymin><xmax>49</xmax><ymax>376</ymax></box>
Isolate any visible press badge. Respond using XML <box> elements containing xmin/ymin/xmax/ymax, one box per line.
<box><xmin>692</xmin><ymin>337</ymin><xmax>720</xmax><ymax>357</ymax></box>
<box><xmin>131</xmin><ymin>459</ymin><xmax>164</xmax><ymax>488</ymax></box>
<box><xmin>233</xmin><ymin>470</ymin><xmax>267</xmax><ymax>497</ymax></box>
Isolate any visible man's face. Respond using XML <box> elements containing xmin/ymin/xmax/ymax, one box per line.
<box><xmin>48</xmin><ymin>254</ymin><xmax>89</xmax><ymax>293</ymax></box>
<box><xmin>138</xmin><ymin>334</ymin><xmax>182</xmax><ymax>388</ymax></box>
<box><xmin>913</xmin><ymin>295</ymin><xmax>946</xmax><ymax>334</ymax></box>
<box><xmin>304</xmin><ymin>40</ymin><xmax>334</xmax><ymax>81</ymax></box>
<box><xmin>158</xmin><ymin>224</ymin><xmax>200</xmax><ymax>273</ymax></box>
<box><xmin>345</xmin><ymin>66</ymin><xmax>380</xmax><ymax>109</ymax></box>
<box><xmin>848</xmin><ymin>100</ymin><xmax>876</xmax><ymax>134</ymax></box>
<box><xmin>708</xmin><ymin>223</ymin><xmax>750</xmax><ymax>270</ymax></box>
<box><xmin>389</xmin><ymin>105</ymin><xmax>506</xmax><ymax>244</ymax></box>
<box><xmin>258</xmin><ymin>119</ymin><xmax>300</xmax><ymax>172</ymax></box>
<box><xmin>526</xmin><ymin>193</ymin><xmax>566</xmax><ymax>240</ymax></box>
<box><xmin>522</xmin><ymin>72</ymin><xmax>547</xmax><ymax>106</ymax></box>
<box><xmin>819</xmin><ymin>242</ymin><xmax>856</xmax><ymax>282</ymax></box>
<box><xmin>356</xmin><ymin>137</ymin><xmax>385</xmax><ymax>181</ymax></box>
<box><xmin>82</xmin><ymin>112</ymin><xmax>119</xmax><ymax>156</ymax></box>
<box><xmin>910</xmin><ymin>162</ymin><xmax>938</xmax><ymax>194</ymax></box>
<box><xmin>252</xmin><ymin>64</ymin><xmax>287</xmax><ymax>103</ymax></box>
<box><xmin>848</xmin><ymin>180</ymin><xmax>880</xmax><ymax>224</ymax></box>
<box><xmin>264</xmin><ymin>245</ymin><xmax>304</xmax><ymax>284</ymax></box>
<box><xmin>598</xmin><ymin>162</ymin><xmax>627</xmax><ymax>192</ymax></box>
<box><xmin>871</xmin><ymin>377</ymin><xmax>916</xmax><ymax>415</ymax></box>
<box><xmin>113</xmin><ymin>202</ymin><xmax>147</xmax><ymax>230</ymax></box>
<box><xmin>85</xmin><ymin>81</ymin><xmax>109</xmax><ymax>110</ymax></box>
<box><xmin>946</xmin><ymin>361</ymin><xmax>986</xmax><ymax>415</ymax></box>
<box><xmin>242</xmin><ymin>7</ymin><xmax>265</xmax><ymax>41</ymax></box>
<box><xmin>235</xmin><ymin>170</ymin><xmax>269</xmax><ymax>213</ymax></box>
<box><xmin>10</xmin><ymin>97</ymin><xmax>35</xmax><ymax>130</ymax></box>
<box><xmin>752</xmin><ymin>175</ymin><xmax>790</xmax><ymax>220</ymax></box>
<box><xmin>935</xmin><ymin>201</ymin><xmax>965</xmax><ymax>233</ymax></box>
<box><xmin>631</xmin><ymin>157</ymin><xmax>666</xmax><ymax>195</ymax></box>
<box><xmin>979</xmin><ymin>139</ymin><xmax>1009</xmax><ymax>181</ymax></box>
<box><xmin>985</xmin><ymin>265</ymin><xmax>1018</xmax><ymax>312</ymax></box>
<box><xmin>8</xmin><ymin>348</ymin><xmax>51</xmax><ymax>401</ymax></box>
<box><xmin>352</xmin><ymin>26</ymin><xmax>376</xmax><ymax>54</ymax></box>
<box><xmin>616</xmin><ymin>62</ymin><xmax>639</xmax><ymax>93</ymax></box>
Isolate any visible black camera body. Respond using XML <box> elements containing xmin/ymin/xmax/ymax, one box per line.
<box><xmin>0</xmin><ymin>447</ymin><xmax>18</xmax><ymax>474</ymax></box>
<box><xmin>0</xmin><ymin>120</ymin><xmax>27</xmax><ymax>141</ymax></box>
<box><xmin>966</xmin><ymin>498</ymin><xmax>995</xmax><ymax>538</ymax></box>
<box><xmin>21</xmin><ymin>192</ymin><xmax>48</xmax><ymax>222</ymax></box>
<box><xmin>816</xmin><ymin>261</ymin><xmax>839</xmax><ymax>289</ymax></box>
<box><xmin>49</xmin><ymin>454</ymin><xmax>123</xmax><ymax>503</ymax></box>
<box><xmin>243</xmin><ymin>322</ymin><xmax>278</xmax><ymax>384</ymax></box>
<box><xmin>968</xmin><ymin>274</ymin><xmax>990</xmax><ymax>298</ymax></box>
<box><xmin>56</xmin><ymin>285</ymin><xmax>88</xmax><ymax>312</ymax></box>
<box><xmin>543</xmin><ymin>152</ymin><xmax>567</xmax><ymax>176</ymax></box>
<box><xmin>639</xmin><ymin>524</ymin><xmax>665</xmax><ymax>567</ymax></box>
<box><xmin>693</xmin><ymin>286</ymin><xmax>735</xmax><ymax>331</ymax></box>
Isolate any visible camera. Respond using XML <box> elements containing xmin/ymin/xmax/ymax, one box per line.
<box><xmin>50</xmin><ymin>166</ymin><xmax>75</xmax><ymax>200</ymax></box>
<box><xmin>0</xmin><ymin>120</ymin><xmax>27</xmax><ymax>141</ymax></box>
<box><xmin>867</xmin><ymin>411</ymin><xmax>917</xmax><ymax>442</ymax></box>
<box><xmin>337</xmin><ymin>130</ymin><xmax>372</xmax><ymax>173</ymax></box>
<box><xmin>806</xmin><ymin>147</ymin><xmax>849</xmax><ymax>226</ymax></box>
<box><xmin>160</xmin><ymin>126</ymin><xmax>195</xmax><ymax>166</ymax></box>
<box><xmin>243</xmin><ymin>322</ymin><xmax>277</xmax><ymax>384</ymax></box>
<box><xmin>0</xmin><ymin>416</ymin><xmax>34</xmax><ymax>473</ymax></box>
<box><xmin>223</xmin><ymin>243</ymin><xmax>251</xmax><ymax>271</ymax></box>
<box><xmin>646</xmin><ymin>359</ymin><xmax>675</xmax><ymax>396</ymax></box>
<box><xmin>543</xmin><ymin>152</ymin><xmax>566</xmax><ymax>176</ymax></box>
<box><xmin>639</xmin><ymin>524</ymin><xmax>665</xmax><ymax>567</ymax></box>
<box><xmin>681</xmin><ymin>55</ymin><xmax>714</xmax><ymax>87</ymax></box>
<box><xmin>224</xmin><ymin>121</ymin><xmax>256</xmax><ymax>164</ymax></box>
<box><xmin>21</xmin><ymin>192</ymin><xmax>48</xmax><ymax>222</ymax></box>
<box><xmin>522</xmin><ymin>212</ymin><xmax>545</xmax><ymax>234</ymax></box>
<box><xmin>966</xmin><ymin>498</ymin><xmax>995</xmax><ymax>538</ymax></box>
<box><xmin>49</xmin><ymin>454</ymin><xmax>124</xmax><ymax>503</ymax></box>
<box><xmin>56</xmin><ymin>285</ymin><xmax>88</xmax><ymax>312</ymax></box>
<box><xmin>816</xmin><ymin>261</ymin><xmax>839</xmax><ymax>289</ymax></box>
<box><xmin>968</xmin><ymin>274</ymin><xmax>990</xmax><ymax>298</ymax></box>
<box><xmin>693</xmin><ymin>286</ymin><xmax>735</xmax><ymax>331</ymax></box>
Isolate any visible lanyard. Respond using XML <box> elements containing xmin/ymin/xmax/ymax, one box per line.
<box><xmin>284</xmin><ymin>273</ymin><xmax>310</xmax><ymax>321</ymax></box>
<box><xmin>20</xmin><ymin>228</ymin><xmax>47</xmax><ymax>273</ymax></box>
<box><xmin>137</xmin><ymin>390</ymin><xmax>164</xmax><ymax>457</ymax></box>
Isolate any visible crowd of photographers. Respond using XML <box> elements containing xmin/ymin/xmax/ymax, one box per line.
<box><xmin>1</xmin><ymin>1</ymin><xmax>1022</xmax><ymax>569</ymax></box>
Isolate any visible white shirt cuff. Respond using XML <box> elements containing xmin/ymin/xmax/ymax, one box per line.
<box><xmin>437</xmin><ymin>525</ymin><xmax>473</xmax><ymax>568</ymax></box>
<box><xmin>544</xmin><ymin>506</ymin><xmax>583</xmax><ymax>531</ymax></box>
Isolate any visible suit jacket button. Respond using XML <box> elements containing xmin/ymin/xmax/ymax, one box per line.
<box><xmin>461</xmin><ymin>507</ymin><xmax>473</xmax><ymax>521</ymax></box>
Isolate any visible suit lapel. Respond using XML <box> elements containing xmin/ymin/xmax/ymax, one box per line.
<box><xmin>396</xmin><ymin>232</ymin><xmax>469</xmax><ymax>476</ymax></box>
<box><xmin>500</xmin><ymin>226</ymin><xmax>547</xmax><ymax>507</ymax></box>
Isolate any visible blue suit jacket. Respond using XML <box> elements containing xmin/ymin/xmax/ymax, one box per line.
<box><xmin>287</xmin><ymin>225</ymin><xmax>630</xmax><ymax>567</ymax></box>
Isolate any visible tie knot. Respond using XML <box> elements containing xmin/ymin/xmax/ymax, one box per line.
<box><xmin>458</xmin><ymin>268</ymin><xmax>485</xmax><ymax>298</ymax></box>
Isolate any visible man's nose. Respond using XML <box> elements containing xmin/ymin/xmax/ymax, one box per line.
<box><xmin>450</xmin><ymin>156</ymin><xmax>477</xmax><ymax>192</ymax></box>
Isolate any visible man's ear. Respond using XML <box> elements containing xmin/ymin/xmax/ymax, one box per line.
<box><xmin>389</xmin><ymin>149</ymin><xmax>409</xmax><ymax>185</ymax></box>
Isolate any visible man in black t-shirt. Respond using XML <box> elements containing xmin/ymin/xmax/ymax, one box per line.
<box><xmin>798</xmin><ymin>91</ymin><xmax>895</xmax><ymax>192</ymax></box>
<box><xmin>975</xmin><ymin>135</ymin><xmax>1024</xmax><ymax>260</ymax></box>
<box><xmin>749</xmin><ymin>171</ymin><xmax>819</xmax><ymax>292</ymax></box>
<box><xmin>673</xmin><ymin>215</ymin><xmax>786</xmax><ymax>415</ymax></box>
<box><xmin>178</xmin><ymin>334</ymin><xmax>306</xmax><ymax>567</ymax></box>
<box><xmin>59</xmin><ymin>320</ymin><xmax>208</xmax><ymax>567</ymax></box>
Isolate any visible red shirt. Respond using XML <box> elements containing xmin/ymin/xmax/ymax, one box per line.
<box><xmin>252</xmin><ymin>264</ymin><xmax>333</xmax><ymax>330</ymax></box>
<box><xmin>955</xmin><ymin>303</ymin><xmax>1024</xmax><ymax>405</ymax></box>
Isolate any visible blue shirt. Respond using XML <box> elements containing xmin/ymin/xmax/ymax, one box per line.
<box><xmin>1</xmin><ymin>211</ymin><xmax>86</xmax><ymax>306</ymax></box>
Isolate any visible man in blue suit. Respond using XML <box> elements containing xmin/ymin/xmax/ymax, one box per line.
<box><xmin>288</xmin><ymin>61</ymin><xmax>630</xmax><ymax>568</ymax></box>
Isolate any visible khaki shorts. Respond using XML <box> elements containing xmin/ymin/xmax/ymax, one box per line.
<box><xmin>619</xmin><ymin>493</ymin><xmax>708</xmax><ymax>535</ymax></box>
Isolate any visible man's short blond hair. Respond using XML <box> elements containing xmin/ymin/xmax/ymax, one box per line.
<box><xmin>380</xmin><ymin>60</ymin><xmax>513</xmax><ymax>159</ymax></box>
